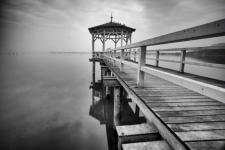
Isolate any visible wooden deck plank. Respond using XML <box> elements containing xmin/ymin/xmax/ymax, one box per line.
<box><xmin>137</xmin><ymin>91</ymin><xmax>200</xmax><ymax>96</ymax></box>
<box><xmin>122</xmin><ymin>141</ymin><xmax>172</xmax><ymax>150</ymax></box>
<box><xmin>156</xmin><ymin>109</ymin><xmax>225</xmax><ymax>117</ymax></box>
<box><xmin>161</xmin><ymin>114</ymin><xmax>225</xmax><ymax>123</ymax></box>
<box><xmin>147</xmin><ymin>101</ymin><xmax>222</xmax><ymax>107</ymax></box>
<box><xmin>116</xmin><ymin>123</ymin><xmax>161</xmax><ymax>149</ymax></box>
<box><xmin>145</xmin><ymin>99</ymin><xmax>214</xmax><ymax>103</ymax></box>
<box><xmin>116</xmin><ymin>123</ymin><xmax>158</xmax><ymax>136</ymax></box>
<box><xmin>168</xmin><ymin>122</ymin><xmax>225</xmax><ymax>132</ymax></box>
<box><xmin>142</xmin><ymin>95</ymin><xmax>208</xmax><ymax>100</ymax></box>
<box><xmin>152</xmin><ymin>105</ymin><xmax>225</xmax><ymax>111</ymax></box>
<box><xmin>186</xmin><ymin>141</ymin><xmax>225</xmax><ymax>150</ymax></box>
<box><xmin>175</xmin><ymin>130</ymin><xmax>225</xmax><ymax>141</ymax></box>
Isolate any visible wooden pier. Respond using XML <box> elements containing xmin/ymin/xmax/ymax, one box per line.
<box><xmin>89</xmin><ymin>18</ymin><xmax>225</xmax><ymax>150</ymax></box>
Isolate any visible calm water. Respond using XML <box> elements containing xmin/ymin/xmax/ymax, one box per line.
<box><xmin>0</xmin><ymin>54</ymin><xmax>107</xmax><ymax>150</ymax></box>
<box><xmin>1</xmin><ymin>52</ymin><xmax>225</xmax><ymax>150</ymax></box>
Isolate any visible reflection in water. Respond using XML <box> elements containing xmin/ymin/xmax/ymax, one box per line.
<box><xmin>89</xmin><ymin>62</ymin><xmax>146</xmax><ymax>150</ymax></box>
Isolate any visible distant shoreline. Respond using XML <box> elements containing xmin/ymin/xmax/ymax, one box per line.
<box><xmin>0</xmin><ymin>51</ymin><xmax>91</xmax><ymax>55</ymax></box>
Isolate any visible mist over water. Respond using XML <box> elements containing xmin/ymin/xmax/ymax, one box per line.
<box><xmin>0</xmin><ymin>54</ymin><xmax>107</xmax><ymax>150</ymax></box>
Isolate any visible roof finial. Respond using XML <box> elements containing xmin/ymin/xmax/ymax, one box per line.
<box><xmin>110</xmin><ymin>13</ymin><xmax>113</xmax><ymax>22</ymax></box>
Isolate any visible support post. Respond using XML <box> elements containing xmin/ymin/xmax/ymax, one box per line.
<box><xmin>137</xmin><ymin>46</ymin><xmax>146</xmax><ymax>87</ymax></box>
<box><xmin>121</xmin><ymin>31</ymin><xmax>124</xmax><ymax>47</ymax></box>
<box><xmin>156</xmin><ymin>51</ymin><xmax>159</xmax><ymax>67</ymax></box>
<box><xmin>113</xmin><ymin>50</ymin><xmax>116</xmax><ymax>66</ymax></box>
<box><xmin>103</xmin><ymin>30</ymin><xmax>105</xmax><ymax>51</ymax></box>
<box><xmin>135</xmin><ymin>104</ymin><xmax>140</xmax><ymax>117</ymax></box>
<box><xmin>120</xmin><ymin>49</ymin><xmax>124</xmax><ymax>71</ymax></box>
<box><xmin>179</xmin><ymin>50</ymin><xmax>186</xmax><ymax>72</ymax></box>
<box><xmin>105</xmin><ymin>86</ymin><xmax>110</xmax><ymax>98</ymax></box>
<box><xmin>114</xmin><ymin>86</ymin><xmax>121</xmax><ymax>126</ymax></box>
<box><xmin>130</xmin><ymin>34</ymin><xmax>132</xmax><ymax>44</ymax></box>
<box><xmin>92</xmin><ymin>62</ymin><xmax>95</xmax><ymax>84</ymax></box>
<box><xmin>92</xmin><ymin>34</ymin><xmax>95</xmax><ymax>57</ymax></box>
<box><xmin>92</xmin><ymin>34</ymin><xmax>95</xmax><ymax>84</ymax></box>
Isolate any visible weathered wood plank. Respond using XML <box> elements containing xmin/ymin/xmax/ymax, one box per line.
<box><xmin>147</xmin><ymin>101</ymin><xmax>222</xmax><ymax>107</ymax></box>
<box><xmin>122</xmin><ymin>141</ymin><xmax>172</xmax><ymax>150</ymax></box>
<box><xmin>156</xmin><ymin>109</ymin><xmax>225</xmax><ymax>117</ymax></box>
<box><xmin>116</xmin><ymin>123</ymin><xmax>161</xmax><ymax>149</ymax></box>
<box><xmin>103</xmin><ymin>79</ymin><xmax>120</xmax><ymax>87</ymax></box>
<box><xmin>176</xmin><ymin>130</ymin><xmax>225</xmax><ymax>141</ymax></box>
<box><xmin>133</xmin><ymin>87</ymin><xmax>193</xmax><ymax>92</ymax></box>
<box><xmin>116</xmin><ymin>123</ymin><xmax>158</xmax><ymax>136</ymax></box>
<box><xmin>136</xmin><ymin>91</ymin><xmax>199</xmax><ymax>95</ymax></box>
<box><xmin>186</xmin><ymin>140</ymin><xmax>225</xmax><ymax>150</ymax></box>
<box><xmin>162</xmin><ymin>114</ymin><xmax>225</xmax><ymax>123</ymax></box>
<box><xmin>134</xmin><ymin>89</ymin><xmax>192</xmax><ymax>92</ymax></box>
<box><xmin>138</xmin><ymin>93</ymin><xmax>202</xmax><ymax>97</ymax></box>
<box><xmin>152</xmin><ymin>105</ymin><xmax>225</xmax><ymax>111</ymax></box>
<box><xmin>168</xmin><ymin>122</ymin><xmax>225</xmax><ymax>132</ymax></box>
<box><xmin>145</xmin><ymin>99</ymin><xmax>214</xmax><ymax>103</ymax></box>
<box><xmin>142</xmin><ymin>95</ymin><xmax>207</xmax><ymax>100</ymax></box>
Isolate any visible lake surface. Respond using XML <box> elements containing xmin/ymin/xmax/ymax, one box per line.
<box><xmin>0</xmin><ymin>53</ymin><xmax>225</xmax><ymax>150</ymax></box>
<box><xmin>0</xmin><ymin>54</ymin><xmax>107</xmax><ymax>150</ymax></box>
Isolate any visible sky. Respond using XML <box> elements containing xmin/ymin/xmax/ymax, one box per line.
<box><xmin>0</xmin><ymin>0</ymin><xmax>225</xmax><ymax>52</ymax></box>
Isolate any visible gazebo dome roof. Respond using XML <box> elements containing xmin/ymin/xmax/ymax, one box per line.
<box><xmin>88</xmin><ymin>21</ymin><xmax>136</xmax><ymax>33</ymax></box>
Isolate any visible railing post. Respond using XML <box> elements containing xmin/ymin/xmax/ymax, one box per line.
<box><xmin>134</xmin><ymin>50</ymin><xmax>136</xmax><ymax>62</ymax></box>
<box><xmin>179</xmin><ymin>50</ymin><xmax>186</xmax><ymax>72</ymax></box>
<box><xmin>156</xmin><ymin>51</ymin><xmax>159</xmax><ymax>67</ymax></box>
<box><xmin>120</xmin><ymin>49</ymin><xmax>124</xmax><ymax>71</ymax></box>
<box><xmin>128</xmin><ymin>49</ymin><xmax>131</xmax><ymax>60</ymax></box>
<box><xmin>113</xmin><ymin>50</ymin><xmax>116</xmax><ymax>66</ymax></box>
<box><xmin>137</xmin><ymin>46</ymin><xmax>146</xmax><ymax>87</ymax></box>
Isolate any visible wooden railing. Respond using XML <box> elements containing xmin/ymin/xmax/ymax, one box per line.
<box><xmin>102</xmin><ymin>19</ymin><xmax>225</xmax><ymax>84</ymax></box>
<box><xmin>95</xmin><ymin>18</ymin><xmax>225</xmax><ymax>103</ymax></box>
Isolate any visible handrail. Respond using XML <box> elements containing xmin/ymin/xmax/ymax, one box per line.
<box><xmin>146</xmin><ymin>45</ymin><xmax>225</xmax><ymax>52</ymax></box>
<box><xmin>108</xmin><ymin>18</ymin><xmax>225</xmax><ymax>51</ymax></box>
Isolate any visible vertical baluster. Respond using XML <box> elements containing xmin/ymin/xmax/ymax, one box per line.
<box><xmin>156</xmin><ymin>51</ymin><xmax>159</xmax><ymax>67</ymax></box>
<box><xmin>134</xmin><ymin>50</ymin><xmax>136</xmax><ymax>62</ymax></box>
<box><xmin>179</xmin><ymin>50</ymin><xmax>186</xmax><ymax>72</ymax></box>
<box><xmin>114</xmin><ymin>50</ymin><xmax>116</xmax><ymax>66</ymax></box>
<box><xmin>120</xmin><ymin>49</ymin><xmax>124</xmax><ymax>71</ymax></box>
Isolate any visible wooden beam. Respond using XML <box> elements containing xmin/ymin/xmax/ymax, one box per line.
<box><xmin>116</xmin><ymin>123</ymin><xmax>160</xmax><ymax>150</ymax></box>
<box><xmin>103</xmin><ymin>78</ymin><xmax>120</xmax><ymax>87</ymax></box>
<box><xmin>122</xmin><ymin>141</ymin><xmax>172</xmax><ymax>150</ymax></box>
